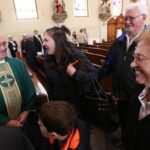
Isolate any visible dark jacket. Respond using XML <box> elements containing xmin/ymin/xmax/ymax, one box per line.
<box><xmin>99</xmin><ymin>32</ymin><xmax>144</xmax><ymax>100</ymax></box>
<box><xmin>33</xmin><ymin>35</ymin><xmax>43</xmax><ymax>52</ymax></box>
<box><xmin>0</xmin><ymin>126</ymin><xmax>35</xmax><ymax>150</ymax></box>
<box><xmin>24</xmin><ymin>39</ymin><xmax>38</xmax><ymax>72</ymax></box>
<box><xmin>44</xmin><ymin>46</ymin><xmax>98</xmax><ymax>111</ymax></box>
<box><xmin>8</xmin><ymin>41</ymin><xmax>18</xmax><ymax>57</ymax></box>
<box><xmin>124</xmin><ymin>95</ymin><xmax>150</xmax><ymax>150</ymax></box>
<box><xmin>99</xmin><ymin>31</ymin><xmax>145</xmax><ymax>131</ymax></box>
<box><xmin>41</xmin><ymin>119</ymin><xmax>91</xmax><ymax>150</ymax></box>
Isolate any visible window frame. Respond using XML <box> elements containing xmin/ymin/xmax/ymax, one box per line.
<box><xmin>111</xmin><ymin>0</ymin><xmax>123</xmax><ymax>16</ymax></box>
<box><xmin>13</xmin><ymin>0</ymin><xmax>39</xmax><ymax>20</ymax></box>
<box><xmin>73</xmin><ymin>0</ymin><xmax>89</xmax><ymax>17</ymax></box>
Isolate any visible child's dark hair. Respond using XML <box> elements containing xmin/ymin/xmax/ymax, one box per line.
<box><xmin>39</xmin><ymin>101</ymin><xmax>77</xmax><ymax>135</ymax></box>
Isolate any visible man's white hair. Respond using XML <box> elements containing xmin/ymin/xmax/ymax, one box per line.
<box><xmin>125</xmin><ymin>2</ymin><xmax>148</xmax><ymax>15</ymax></box>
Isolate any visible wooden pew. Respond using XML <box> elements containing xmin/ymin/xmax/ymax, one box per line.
<box><xmin>31</xmin><ymin>73</ymin><xmax>48</xmax><ymax>107</ymax></box>
<box><xmin>84</xmin><ymin>51</ymin><xmax>106</xmax><ymax>68</ymax></box>
<box><xmin>102</xmin><ymin>41</ymin><xmax>113</xmax><ymax>44</ymax></box>
<box><xmin>79</xmin><ymin>43</ymin><xmax>110</xmax><ymax>50</ymax></box>
<box><xmin>94</xmin><ymin>43</ymin><xmax>111</xmax><ymax>50</ymax></box>
<box><xmin>98</xmin><ymin>44</ymin><xmax>111</xmax><ymax>50</ymax></box>
<box><xmin>78</xmin><ymin>46</ymin><xmax>109</xmax><ymax>56</ymax></box>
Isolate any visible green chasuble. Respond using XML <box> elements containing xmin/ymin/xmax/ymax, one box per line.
<box><xmin>0</xmin><ymin>57</ymin><xmax>37</xmax><ymax>125</ymax></box>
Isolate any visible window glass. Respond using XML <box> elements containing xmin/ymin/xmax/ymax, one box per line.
<box><xmin>13</xmin><ymin>0</ymin><xmax>38</xmax><ymax>19</ymax></box>
<box><xmin>73</xmin><ymin>0</ymin><xmax>88</xmax><ymax>17</ymax></box>
<box><xmin>112</xmin><ymin>0</ymin><xmax>122</xmax><ymax>16</ymax></box>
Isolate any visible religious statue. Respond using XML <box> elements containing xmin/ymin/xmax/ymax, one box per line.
<box><xmin>52</xmin><ymin>0</ymin><xmax>68</xmax><ymax>23</ymax></box>
<box><xmin>99</xmin><ymin>0</ymin><xmax>111</xmax><ymax>21</ymax></box>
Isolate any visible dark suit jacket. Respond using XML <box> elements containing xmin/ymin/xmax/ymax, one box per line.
<box><xmin>124</xmin><ymin>95</ymin><xmax>150</xmax><ymax>150</ymax></box>
<box><xmin>40</xmin><ymin>119</ymin><xmax>91</xmax><ymax>150</ymax></box>
<box><xmin>8</xmin><ymin>41</ymin><xmax>18</xmax><ymax>57</ymax></box>
<box><xmin>33</xmin><ymin>35</ymin><xmax>42</xmax><ymax>52</ymax></box>
<box><xmin>0</xmin><ymin>126</ymin><xmax>35</xmax><ymax>150</ymax></box>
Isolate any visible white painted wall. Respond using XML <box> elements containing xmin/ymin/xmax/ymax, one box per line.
<box><xmin>0</xmin><ymin>0</ymin><xmax>149</xmax><ymax>46</ymax></box>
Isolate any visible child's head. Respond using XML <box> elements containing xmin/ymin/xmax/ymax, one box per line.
<box><xmin>38</xmin><ymin>101</ymin><xmax>77</xmax><ymax>139</ymax></box>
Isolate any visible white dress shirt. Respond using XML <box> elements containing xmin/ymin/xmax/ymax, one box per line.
<box><xmin>138</xmin><ymin>86</ymin><xmax>150</xmax><ymax>120</ymax></box>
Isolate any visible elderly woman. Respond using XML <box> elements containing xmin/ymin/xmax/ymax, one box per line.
<box><xmin>124</xmin><ymin>27</ymin><xmax>150</xmax><ymax>150</ymax></box>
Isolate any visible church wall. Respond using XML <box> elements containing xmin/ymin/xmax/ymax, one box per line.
<box><xmin>0</xmin><ymin>0</ymin><xmax>149</xmax><ymax>46</ymax></box>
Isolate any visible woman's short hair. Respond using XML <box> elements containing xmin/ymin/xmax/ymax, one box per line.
<box><xmin>39</xmin><ymin>101</ymin><xmax>77</xmax><ymax>136</ymax></box>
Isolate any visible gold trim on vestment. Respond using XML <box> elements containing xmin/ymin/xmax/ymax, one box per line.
<box><xmin>0</xmin><ymin>62</ymin><xmax>22</xmax><ymax>119</ymax></box>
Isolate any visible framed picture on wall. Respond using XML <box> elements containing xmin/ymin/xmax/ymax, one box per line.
<box><xmin>140</xmin><ymin>0</ymin><xmax>147</xmax><ymax>5</ymax></box>
<box><xmin>13</xmin><ymin>0</ymin><xmax>38</xmax><ymax>19</ymax></box>
<box><xmin>112</xmin><ymin>0</ymin><xmax>123</xmax><ymax>16</ymax></box>
<box><xmin>73</xmin><ymin>0</ymin><xmax>88</xmax><ymax>17</ymax></box>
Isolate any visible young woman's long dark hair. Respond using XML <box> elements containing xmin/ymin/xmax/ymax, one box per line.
<box><xmin>45</xmin><ymin>26</ymin><xmax>73</xmax><ymax>71</ymax></box>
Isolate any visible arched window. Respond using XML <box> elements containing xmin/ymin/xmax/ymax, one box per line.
<box><xmin>13</xmin><ymin>0</ymin><xmax>38</xmax><ymax>19</ymax></box>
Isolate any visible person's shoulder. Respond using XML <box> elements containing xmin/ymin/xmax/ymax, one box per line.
<box><xmin>111</xmin><ymin>32</ymin><xmax>127</xmax><ymax>46</ymax></box>
<box><xmin>117</xmin><ymin>32</ymin><xmax>127</xmax><ymax>41</ymax></box>
<box><xmin>7</xmin><ymin>57</ymin><xmax>25</xmax><ymax>66</ymax></box>
<box><xmin>0</xmin><ymin>126</ymin><xmax>35</xmax><ymax>150</ymax></box>
<box><xmin>71</xmin><ymin>46</ymin><xmax>86</xmax><ymax>58</ymax></box>
<box><xmin>0</xmin><ymin>126</ymin><xmax>21</xmax><ymax>136</ymax></box>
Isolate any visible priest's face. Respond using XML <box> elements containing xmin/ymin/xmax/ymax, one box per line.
<box><xmin>0</xmin><ymin>33</ymin><xmax>7</xmax><ymax>60</ymax></box>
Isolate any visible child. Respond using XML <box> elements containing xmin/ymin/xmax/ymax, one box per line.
<box><xmin>38</xmin><ymin>101</ymin><xmax>91</xmax><ymax>150</ymax></box>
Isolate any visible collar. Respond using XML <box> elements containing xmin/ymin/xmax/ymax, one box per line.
<box><xmin>60</xmin><ymin>128</ymin><xmax>80</xmax><ymax>150</ymax></box>
<box><xmin>118</xmin><ymin>32</ymin><xmax>127</xmax><ymax>42</ymax></box>
<box><xmin>0</xmin><ymin>59</ymin><xmax>5</xmax><ymax>64</ymax></box>
<box><xmin>139</xmin><ymin>86</ymin><xmax>150</xmax><ymax>108</ymax></box>
<box><xmin>126</xmin><ymin>26</ymin><xmax>145</xmax><ymax>46</ymax></box>
<box><xmin>117</xmin><ymin>25</ymin><xmax>147</xmax><ymax>43</ymax></box>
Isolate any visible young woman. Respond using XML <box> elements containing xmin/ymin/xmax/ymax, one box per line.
<box><xmin>43</xmin><ymin>26</ymin><xmax>98</xmax><ymax>114</ymax></box>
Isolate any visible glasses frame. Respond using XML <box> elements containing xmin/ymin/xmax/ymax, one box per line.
<box><xmin>124</xmin><ymin>14</ymin><xmax>143</xmax><ymax>22</ymax></box>
<box><xmin>132</xmin><ymin>54</ymin><xmax>150</xmax><ymax>63</ymax></box>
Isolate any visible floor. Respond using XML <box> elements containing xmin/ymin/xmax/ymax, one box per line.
<box><xmin>90</xmin><ymin>127</ymin><xmax>126</xmax><ymax>150</ymax></box>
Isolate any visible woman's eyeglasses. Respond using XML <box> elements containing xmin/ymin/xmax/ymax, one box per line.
<box><xmin>133</xmin><ymin>54</ymin><xmax>150</xmax><ymax>63</ymax></box>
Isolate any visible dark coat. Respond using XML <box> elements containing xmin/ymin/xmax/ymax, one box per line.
<box><xmin>124</xmin><ymin>96</ymin><xmax>150</xmax><ymax>150</ymax></box>
<box><xmin>41</xmin><ymin>119</ymin><xmax>91</xmax><ymax>150</ymax></box>
<box><xmin>99</xmin><ymin>31</ymin><xmax>145</xmax><ymax>130</ymax></box>
<box><xmin>24</xmin><ymin>39</ymin><xmax>38</xmax><ymax>72</ymax></box>
<box><xmin>20</xmin><ymin>39</ymin><xmax>26</xmax><ymax>57</ymax></box>
<box><xmin>8</xmin><ymin>41</ymin><xmax>18</xmax><ymax>57</ymax></box>
<box><xmin>0</xmin><ymin>126</ymin><xmax>35</xmax><ymax>150</ymax></box>
<box><xmin>33</xmin><ymin>35</ymin><xmax>43</xmax><ymax>52</ymax></box>
<box><xmin>44</xmin><ymin>46</ymin><xmax>98</xmax><ymax>112</ymax></box>
<box><xmin>99</xmin><ymin>32</ymin><xmax>144</xmax><ymax>100</ymax></box>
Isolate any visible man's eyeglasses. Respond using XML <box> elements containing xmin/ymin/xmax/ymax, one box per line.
<box><xmin>124</xmin><ymin>14</ymin><xmax>143</xmax><ymax>22</ymax></box>
<box><xmin>132</xmin><ymin>54</ymin><xmax>150</xmax><ymax>63</ymax></box>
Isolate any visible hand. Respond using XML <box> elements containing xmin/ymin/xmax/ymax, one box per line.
<box><xmin>17</xmin><ymin>111</ymin><xmax>29</xmax><ymax>125</ymax></box>
<box><xmin>66</xmin><ymin>63</ymin><xmax>76</xmax><ymax>77</ymax></box>
<box><xmin>7</xmin><ymin>120</ymin><xmax>23</xmax><ymax>128</ymax></box>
